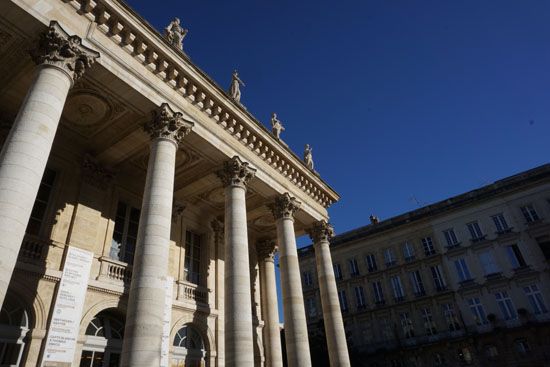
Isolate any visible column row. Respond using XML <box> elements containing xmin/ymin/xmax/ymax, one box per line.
<box><xmin>0</xmin><ymin>20</ymin><xmax>351</xmax><ymax>367</ymax></box>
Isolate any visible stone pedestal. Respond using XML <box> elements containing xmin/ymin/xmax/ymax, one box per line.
<box><xmin>217</xmin><ymin>156</ymin><xmax>256</xmax><ymax>367</ymax></box>
<box><xmin>309</xmin><ymin>221</ymin><xmax>350</xmax><ymax>367</ymax></box>
<box><xmin>0</xmin><ymin>21</ymin><xmax>98</xmax><ymax>308</ymax></box>
<box><xmin>270</xmin><ymin>193</ymin><xmax>311</xmax><ymax>367</ymax></box>
<box><xmin>258</xmin><ymin>240</ymin><xmax>283</xmax><ymax>367</ymax></box>
<box><xmin>121</xmin><ymin>104</ymin><xmax>193</xmax><ymax>367</ymax></box>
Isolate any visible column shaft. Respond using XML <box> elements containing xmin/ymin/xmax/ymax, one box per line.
<box><xmin>121</xmin><ymin>138</ymin><xmax>176</xmax><ymax>366</ymax></box>
<box><xmin>224</xmin><ymin>184</ymin><xmax>254</xmax><ymax>366</ymax></box>
<box><xmin>0</xmin><ymin>66</ymin><xmax>71</xmax><ymax>306</ymax></box>
<box><xmin>258</xmin><ymin>243</ymin><xmax>283</xmax><ymax>367</ymax></box>
<box><xmin>311</xmin><ymin>222</ymin><xmax>350</xmax><ymax>367</ymax></box>
<box><xmin>277</xmin><ymin>217</ymin><xmax>311</xmax><ymax>367</ymax></box>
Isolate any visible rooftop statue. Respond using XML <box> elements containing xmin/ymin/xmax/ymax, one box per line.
<box><xmin>304</xmin><ymin>144</ymin><xmax>314</xmax><ymax>170</ymax></box>
<box><xmin>164</xmin><ymin>18</ymin><xmax>188</xmax><ymax>50</ymax></box>
<box><xmin>229</xmin><ymin>70</ymin><xmax>245</xmax><ymax>103</ymax></box>
<box><xmin>271</xmin><ymin>112</ymin><xmax>285</xmax><ymax>139</ymax></box>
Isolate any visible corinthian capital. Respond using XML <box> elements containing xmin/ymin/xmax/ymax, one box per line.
<box><xmin>308</xmin><ymin>220</ymin><xmax>335</xmax><ymax>244</ymax></box>
<box><xmin>31</xmin><ymin>21</ymin><xmax>99</xmax><ymax>83</ymax></box>
<box><xmin>257</xmin><ymin>239</ymin><xmax>277</xmax><ymax>262</ymax></box>
<box><xmin>217</xmin><ymin>156</ymin><xmax>256</xmax><ymax>189</ymax></box>
<box><xmin>210</xmin><ymin>218</ymin><xmax>224</xmax><ymax>241</ymax></box>
<box><xmin>145</xmin><ymin>103</ymin><xmax>194</xmax><ymax>145</ymax></box>
<box><xmin>269</xmin><ymin>193</ymin><xmax>301</xmax><ymax>220</ymax></box>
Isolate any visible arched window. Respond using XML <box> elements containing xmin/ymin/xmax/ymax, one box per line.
<box><xmin>80</xmin><ymin>310</ymin><xmax>124</xmax><ymax>367</ymax></box>
<box><xmin>172</xmin><ymin>325</ymin><xmax>206</xmax><ymax>367</ymax></box>
<box><xmin>0</xmin><ymin>294</ymin><xmax>30</xmax><ymax>367</ymax></box>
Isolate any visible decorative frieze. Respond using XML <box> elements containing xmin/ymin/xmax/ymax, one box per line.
<box><xmin>31</xmin><ymin>21</ymin><xmax>99</xmax><ymax>83</ymax></box>
<box><xmin>257</xmin><ymin>240</ymin><xmax>277</xmax><ymax>262</ymax></box>
<box><xmin>308</xmin><ymin>220</ymin><xmax>335</xmax><ymax>244</ymax></box>
<box><xmin>217</xmin><ymin>156</ymin><xmax>256</xmax><ymax>189</ymax></box>
<box><xmin>268</xmin><ymin>193</ymin><xmax>301</xmax><ymax>221</ymax></box>
<box><xmin>144</xmin><ymin>103</ymin><xmax>194</xmax><ymax>145</ymax></box>
<box><xmin>82</xmin><ymin>154</ymin><xmax>114</xmax><ymax>190</ymax></box>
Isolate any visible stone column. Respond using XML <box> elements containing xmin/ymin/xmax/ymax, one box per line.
<box><xmin>217</xmin><ymin>156</ymin><xmax>256</xmax><ymax>367</ymax></box>
<box><xmin>211</xmin><ymin>219</ymin><xmax>225</xmax><ymax>367</ymax></box>
<box><xmin>269</xmin><ymin>193</ymin><xmax>311</xmax><ymax>367</ymax></box>
<box><xmin>257</xmin><ymin>240</ymin><xmax>283</xmax><ymax>367</ymax></box>
<box><xmin>0</xmin><ymin>21</ymin><xmax>98</xmax><ymax>308</ymax></box>
<box><xmin>121</xmin><ymin>104</ymin><xmax>193</xmax><ymax>367</ymax></box>
<box><xmin>308</xmin><ymin>221</ymin><xmax>350</xmax><ymax>367</ymax></box>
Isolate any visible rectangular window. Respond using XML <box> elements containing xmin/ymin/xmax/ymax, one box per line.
<box><xmin>492</xmin><ymin>213</ymin><xmax>510</xmax><ymax>233</ymax></box>
<box><xmin>495</xmin><ymin>291</ymin><xmax>517</xmax><ymax>320</ymax></box>
<box><xmin>521</xmin><ymin>205</ymin><xmax>540</xmax><ymax>223</ymax></box>
<box><xmin>403</xmin><ymin>242</ymin><xmax>415</xmax><ymax>262</ymax></box>
<box><xmin>26</xmin><ymin>168</ymin><xmax>57</xmax><ymax>236</ymax></box>
<box><xmin>372</xmin><ymin>281</ymin><xmax>385</xmax><ymax>304</ymax></box>
<box><xmin>506</xmin><ymin>244</ymin><xmax>527</xmax><ymax>269</ymax></box>
<box><xmin>303</xmin><ymin>271</ymin><xmax>313</xmax><ymax>287</ymax></box>
<box><xmin>185</xmin><ymin>231</ymin><xmax>202</xmax><ymax>285</ymax></box>
<box><xmin>306</xmin><ymin>297</ymin><xmax>317</xmax><ymax>317</ymax></box>
<box><xmin>523</xmin><ymin>284</ymin><xmax>548</xmax><ymax>315</ymax></box>
<box><xmin>384</xmin><ymin>248</ymin><xmax>396</xmax><ymax>267</ymax></box>
<box><xmin>390</xmin><ymin>275</ymin><xmax>405</xmax><ymax>301</ymax></box>
<box><xmin>443</xmin><ymin>228</ymin><xmax>459</xmax><ymax>247</ymax></box>
<box><xmin>110</xmin><ymin>202</ymin><xmax>140</xmax><ymax>264</ymax></box>
<box><xmin>454</xmin><ymin>258</ymin><xmax>472</xmax><ymax>282</ymax></box>
<box><xmin>409</xmin><ymin>270</ymin><xmax>425</xmax><ymax>296</ymax></box>
<box><xmin>365</xmin><ymin>254</ymin><xmax>378</xmax><ymax>272</ymax></box>
<box><xmin>400</xmin><ymin>312</ymin><xmax>414</xmax><ymax>338</ymax></box>
<box><xmin>421</xmin><ymin>308</ymin><xmax>437</xmax><ymax>335</ymax></box>
<box><xmin>355</xmin><ymin>286</ymin><xmax>366</xmax><ymax>308</ymax></box>
<box><xmin>349</xmin><ymin>258</ymin><xmax>360</xmax><ymax>276</ymax></box>
<box><xmin>422</xmin><ymin>237</ymin><xmax>436</xmax><ymax>256</ymax></box>
<box><xmin>338</xmin><ymin>290</ymin><xmax>348</xmax><ymax>313</ymax></box>
<box><xmin>479</xmin><ymin>250</ymin><xmax>500</xmax><ymax>275</ymax></box>
<box><xmin>442</xmin><ymin>303</ymin><xmax>461</xmax><ymax>331</ymax></box>
<box><xmin>431</xmin><ymin>265</ymin><xmax>447</xmax><ymax>291</ymax></box>
<box><xmin>467</xmin><ymin>221</ymin><xmax>484</xmax><ymax>241</ymax></box>
<box><xmin>379</xmin><ymin>318</ymin><xmax>393</xmax><ymax>341</ymax></box>
<box><xmin>468</xmin><ymin>297</ymin><xmax>488</xmax><ymax>325</ymax></box>
<box><xmin>333</xmin><ymin>263</ymin><xmax>343</xmax><ymax>280</ymax></box>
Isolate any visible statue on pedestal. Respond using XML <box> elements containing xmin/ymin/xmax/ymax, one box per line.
<box><xmin>270</xmin><ymin>112</ymin><xmax>285</xmax><ymax>139</ymax></box>
<box><xmin>164</xmin><ymin>18</ymin><xmax>188</xmax><ymax>50</ymax></box>
<box><xmin>304</xmin><ymin>144</ymin><xmax>314</xmax><ymax>170</ymax></box>
<box><xmin>229</xmin><ymin>70</ymin><xmax>245</xmax><ymax>103</ymax></box>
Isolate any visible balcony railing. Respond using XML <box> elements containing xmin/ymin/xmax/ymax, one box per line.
<box><xmin>18</xmin><ymin>235</ymin><xmax>48</xmax><ymax>263</ymax></box>
<box><xmin>98</xmin><ymin>257</ymin><xmax>132</xmax><ymax>284</ymax></box>
<box><xmin>177</xmin><ymin>281</ymin><xmax>208</xmax><ymax>305</ymax></box>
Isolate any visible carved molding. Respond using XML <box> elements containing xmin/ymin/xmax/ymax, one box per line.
<box><xmin>31</xmin><ymin>21</ymin><xmax>99</xmax><ymax>83</ymax></box>
<box><xmin>216</xmin><ymin>156</ymin><xmax>256</xmax><ymax>189</ymax></box>
<box><xmin>210</xmin><ymin>219</ymin><xmax>224</xmax><ymax>244</ymax></box>
<box><xmin>256</xmin><ymin>239</ymin><xmax>277</xmax><ymax>262</ymax></box>
<box><xmin>145</xmin><ymin>103</ymin><xmax>194</xmax><ymax>145</ymax></box>
<box><xmin>268</xmin><ymin>193</ymin><xmax>301</xmax><ymax>221</ymax></box>
<box><xmin>172</xmin><ymin>201</ymin><xmax>186</xmax><ymax>222</ymax></box>
<box><xmin>82</xmin><ymin>154</ymin><xmax>114</xmax><ymax>190</ymax></box>
<box><xmin>308</xmin><ymin>220</ymin><xmax>334</xmax><ymax>244</ymax></box>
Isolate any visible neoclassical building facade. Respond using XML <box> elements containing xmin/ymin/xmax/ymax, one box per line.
<box><xmin>0</xmin><ymin>1</ymin><xmax>351</xmax><ymax>366</ymax></box>
<box><xmin>299</xmin><ymin>164</ymin><xmax>550</xmax><ymax>367</ymax></box>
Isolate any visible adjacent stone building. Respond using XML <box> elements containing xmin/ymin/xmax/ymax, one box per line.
<box><xmin>299</xmin><ymin>164</ymin><xmax>550</xmax><ymax>367</ymax></box>
<box><xmin>0</xmin><ymin>1</ymin><xmax>351</xmax><ymax>366</ymax></box>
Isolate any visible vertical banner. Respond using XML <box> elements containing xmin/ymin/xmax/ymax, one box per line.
<box><xmin>160</xmin><ymin>276</ymin><xmax>174</xmax><ymax>367</ymax></box>
<box><xmin>42</xmin><ymin>246</ymin><xmax>93</xmax><ymax>366</ymax></box>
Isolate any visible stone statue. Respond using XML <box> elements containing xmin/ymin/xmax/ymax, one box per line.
<box><xmin>270</xmin><ymin>112</ymin><xmax>285</xmax><ymax>139</ymax></box>
<box><xmin>370</xmin><ymin>215</ymin><xmax>380</xmax><ymax>224</ymax></box>
<box><xmin>229</xmin><ymin>70</ymin><xmax>245</xmax><ymax>103</ymax></box>
<box><xmin>304</xmin><ymin>144</ymin><xmax>314</xmax><ymax>170</ymax></box>
<box><xmin>164</xmin><ymin>18</ymin><xmax>188</xmax><ymax>50</ymax></box>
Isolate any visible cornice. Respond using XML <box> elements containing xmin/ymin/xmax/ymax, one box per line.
<box><xmin>55</xmin><ymin>0</ymin><xmax>339</xmax><ymax>208</ymax></box>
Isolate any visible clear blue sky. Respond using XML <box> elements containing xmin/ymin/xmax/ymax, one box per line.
<box><xmin>128</xmin><ymin>0</ymin><xmax>550</xmax><ymax>319</ymax></box>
